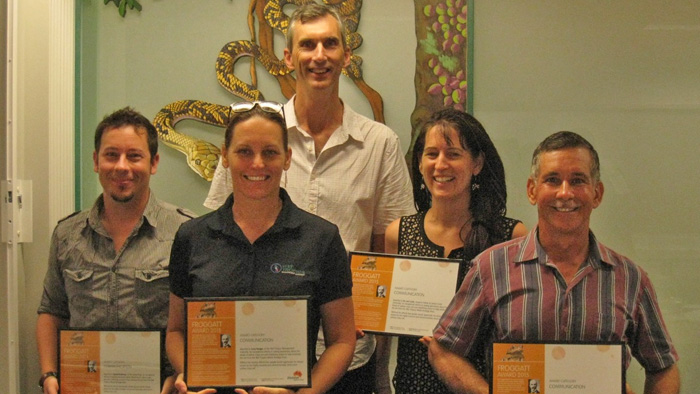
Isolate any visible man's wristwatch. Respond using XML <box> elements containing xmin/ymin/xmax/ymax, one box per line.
<box><xmin>38</xmin><ymin>371</ymin><xmax>58</xmax><ymax>390</ymax></box>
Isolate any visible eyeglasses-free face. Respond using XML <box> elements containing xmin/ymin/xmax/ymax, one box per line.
<box><xmin>93</xmin><ymin>125</ymin><xmax>159</xmax><ymax>205</ymax></box>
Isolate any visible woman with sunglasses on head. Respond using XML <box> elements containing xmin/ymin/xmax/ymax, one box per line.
<box><xmin>165</xmin><ymin>102</ymin><xmax>356</xmax><ymax>394</ymax></box>
<box><xmin>383</xmin><ymin>108</ymin><xmax>527</xmax><ymax>394</ymax></box>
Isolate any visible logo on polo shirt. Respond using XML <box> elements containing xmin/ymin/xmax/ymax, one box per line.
<box><xmin>270</xmin><ymin>263</ymin><xmax>306</xmax><ymax>277</ymax></box>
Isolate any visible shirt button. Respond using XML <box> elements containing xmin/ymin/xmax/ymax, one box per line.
<box><xmin>308</xmin><ymin>204</ymin><xmax>316</xmax><ymax>212</ymax></box>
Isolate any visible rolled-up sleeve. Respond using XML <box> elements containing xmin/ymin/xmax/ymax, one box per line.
<box><xmin>434</xmin><ymin>260</ymin><xmax>492</xmax><ymax>359</ymax></box>
<box><xmin>630</xmin><ymin>273</ymin><xmax>679</xmax><ymax>372</ymax></box>
<box><xmin>37</xmin><ymin>228</ymin><xmax>70</xmax><ymax>319</ymax></box>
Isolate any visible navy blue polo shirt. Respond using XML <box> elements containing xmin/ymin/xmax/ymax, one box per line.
<box><xmin>169</xmin><ymin>189</ymin><xmax>352</xmax><ymax>362</ymax></box>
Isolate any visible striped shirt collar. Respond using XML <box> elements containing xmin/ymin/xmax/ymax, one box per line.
<box><xmin>514</xmin><ymin>227</ymin><xmax>615</xmax><ymax>269</ymax></box>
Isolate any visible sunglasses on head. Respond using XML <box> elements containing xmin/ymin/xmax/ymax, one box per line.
<box><xmin>229</xmin><ymin>101</ymin><xmax>285</xmax><ymax>120</ymax></box>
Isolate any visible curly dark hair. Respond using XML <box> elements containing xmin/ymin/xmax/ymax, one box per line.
<box><xmin>411</xmin><ymin>108</ymin><xmax>508</xmax><ymax>259</ymax></box>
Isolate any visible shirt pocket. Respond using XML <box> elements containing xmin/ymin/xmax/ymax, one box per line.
<box><xmin>135</xmin><ymin>269</ymin><xmax>170</xmax><ymax>328</ymax></box>
<box><xmin>63</xmin><ymin>269</ymin><xmax>97</xmax><ymax>323</ymax></box>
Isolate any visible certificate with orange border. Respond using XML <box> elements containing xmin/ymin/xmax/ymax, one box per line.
<box><xmin>184</xmin><ymin>297</ymin><xmax>310</xmax><ymax>390</ymax></box>
<box><xmin>491</xmin><ymin>342</ymin><xmax>624</xmax><ymax>394</ymax></box>
<box><xmin>58</xmin><ymin>329</ymin><xmax>162</xmax><ymax>394</ymax></box>
<box><xmin>349</xmin><ymin>251</ymin><xmax>460</xmax><ymax>337</ymax></box>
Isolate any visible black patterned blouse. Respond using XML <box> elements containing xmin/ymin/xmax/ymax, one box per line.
<box><xmin>392</xmin><ymin>211</ymin><xmax>520</xmax><ymax>394</ymax></box>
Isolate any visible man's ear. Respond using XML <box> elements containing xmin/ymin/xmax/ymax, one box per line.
<box><xmin>283</xmin><ymin>47</ymin><xmax>295</xmax><ymax>70</ymax></box>
<box><xmin>592</xmin><ymin>180</ymin><xmax>604</xmax><ymax>209</ymax></box>
<box><xmin>150</xmin><ymin>153</ymin><xmax>160</xmax><ymax>175</ymax></box>
<box><xmin>526</xmin><ymin>177</ymin><xmax>537</xmax><ymax>205</ymax></box>
<box><xmin>343</xmin><ymin>46</ymin><xmax>352</xmax><ymax>68</ymax></box>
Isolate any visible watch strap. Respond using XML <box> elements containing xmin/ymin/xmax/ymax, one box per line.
<box><xmin>38</xmin><ymin>371</ymin><xmax>58</xmax><ymax>389</ymax></box>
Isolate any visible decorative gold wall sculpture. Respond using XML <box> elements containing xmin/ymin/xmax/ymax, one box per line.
<box><xmin>154</xmin><ymin>0</ymin><xmax>384</xmax><ymax>181</ymax></box>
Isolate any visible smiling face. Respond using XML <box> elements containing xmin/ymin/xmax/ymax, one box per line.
<box><xmin>221</xmin><ymin>115</ymin><xmax>291</xmax><ymax>202</ymax></box>
<box><xmin>527</xmin><ymin>147</ymin><xmax>604</xmax><ymax>239</ymax></box>
<box><xmin>283</xmin><ymin>14</ymin><xmax>351</xmax><ymax>94</ymax></box>
<box><xmin>420</xmin><ymin>125</ymin><xmax>483</xmax><ymax>203</ymax></box>
<box><xmin>93</xmin><ymin>125</ymin><xmax>158</xmax><ymax>205</ymax></box>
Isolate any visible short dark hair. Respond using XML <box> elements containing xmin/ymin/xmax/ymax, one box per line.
<box><xmin>224</xmin><ymin>105</ymin><xmax>287</xmax><ymax>151</ymax></box>
<box><xmin>286</xmin><ymin>3</ymin><xmax>347</xmax><ymax>50</ymax></box>
<box><xmin>94</xmin><ymin>107</ymin><xmax>158</xmax><ymax>159</ymax></box>
<box><xmin>411</xmin><ymin>108</ymin><xmax>508</xmax><ymax>260</ymax></box>
<box><xmin>530</xmin><ymin>131</ymin><xmax>600</xmax><ymax>183</ymax></box>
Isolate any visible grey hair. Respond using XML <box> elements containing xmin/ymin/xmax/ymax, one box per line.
<box><xmin>530</xmin><ymin>131</ymin><xmax>601</xmax><ymax>183</ymax></box>
<box><xmin>286</xmin><ymin>3</ymin><xmax>347</xmax><ymax>50</ymax></box>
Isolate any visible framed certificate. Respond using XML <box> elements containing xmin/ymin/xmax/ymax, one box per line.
<box><xmin>349</xmin><ymin>251</ymin><xmax>461</xmax><ymax>337</ymax></box>
<box><xmin>58</xmin><ymin>329</ymin><xmax>162</xmax><ymax>394</ymax></box>
<box><xmin>184</xmin><ymin>297</ymin><xmax>310</xmax><ymax>390</ymax></box>
<box><xmin>491</xmin><ymin>342</ymin><xmax>625</xmax><ymax>394</ymax></box>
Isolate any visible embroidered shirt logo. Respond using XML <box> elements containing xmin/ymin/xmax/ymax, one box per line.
<box><xmin>270</xmin><ymin>263</ymin><xmax>306</xmax><ymax>276</ymax></box>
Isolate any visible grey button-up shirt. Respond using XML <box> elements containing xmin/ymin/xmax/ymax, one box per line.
<box><xmin>38</xmin><ymin>192</ymin><xmax>193</xmax><ymax>329</ymax></box>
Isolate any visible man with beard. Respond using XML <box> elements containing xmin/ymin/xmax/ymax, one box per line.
<box><xmin>36</xmin><ymin>107</ymin><xmax>194</xmax><ymax>394</ymax></box>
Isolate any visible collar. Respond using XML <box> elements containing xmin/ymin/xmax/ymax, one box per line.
<box><xmin>85</xmin><ymin>191</ymin><xmax>158</xmax><ymax>238</ymax></box>
<box><xmin>208</xmin><ymin>188</ymin><xmax>303</xmax><ymax>240</ymax></box>
<box><xmin>514</xmin><ymin>227</ymin><xmax>614</xmax><ymax>269</ymax></box>
<box><xmin>285</xmin><ymin>96</ymin><xmax>365</xmax><ymax>145</ymax></box>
